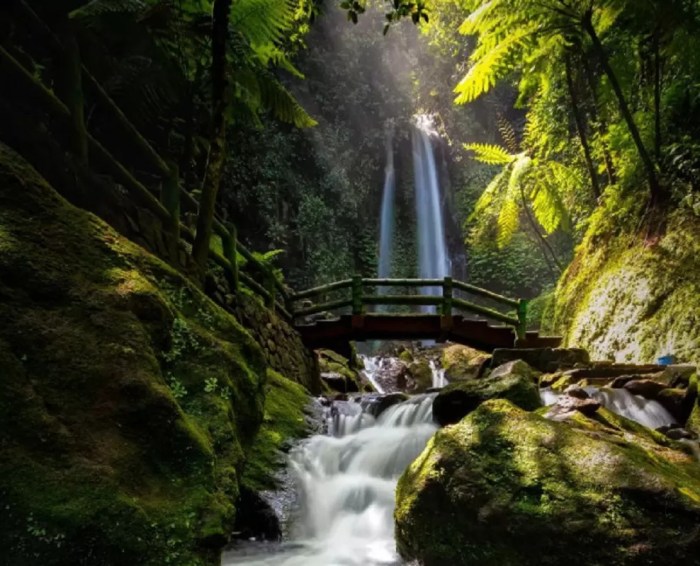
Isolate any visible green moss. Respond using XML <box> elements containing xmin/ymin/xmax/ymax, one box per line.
<box><xmin>0</xmin><ymin>144</ymin><xmax>266</xmax><ymax>565</ymax></box>
<box><xmin>554</xmin><ymin>211</ymin><xmax>700</xmax><ymax>364</ymax></box>
<box><xmin>441</xmin><ymin>344</ymin><xmax>489</xmax><ymax>381</ymax></box>
<box><xmin>241</xmin><ymin>369</ymin><xmax>312</xmax><ymax>492</ymax></box>
<box><xmin>396</xmin><ymin>399</ymin><xmax>700</xmax><ymax>566</ymax></box>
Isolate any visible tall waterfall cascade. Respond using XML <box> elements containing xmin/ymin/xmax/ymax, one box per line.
<box><xmin>412</xmin><ymin>116</ymin><xmax>449</xmax><ymax>301</ymax></box>
<box><xmin>223</xmin><ymin>396</ymin><xmax>437</xmax><ymax>566</ymax></box>
<box><xmin>378</xmin><ymin>130</ymin><xmax>396</xmax><ymax>280</ymax></box>
<box><xmin>375</xmin><ymin>115</ymin><xmax>450</xmax><ymax>293</ymax></box>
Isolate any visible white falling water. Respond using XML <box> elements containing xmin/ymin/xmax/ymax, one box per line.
<box><xmin>377</xmin><ymin>129</ymin><xmax>395</xmax><ymax>281</ymax></box>
<box><xmin>429</xmin><ymin>359</ymin><xmax>447</xmax><ymax>388</ymax></box>
<box><xmin>361</xmin><ymin>355</ymin><xmax>386</xmax><ymax>394</ymax></box>
<box><xmin>412</xmin><ymin>115</ymin><xmax>449</xmax><ymax>310</ymax></box>
<box><xmin>539</xmin><ymin>387</ymin><xmax>676</xmax><ymax>429</ymax></box>
<box><xmin>223</xmin><ymin>396</ymin><xmax>437</xmax><ymax>566</ymax></box>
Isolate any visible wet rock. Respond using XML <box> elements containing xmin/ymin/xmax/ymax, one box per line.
<box><xmin>658</xmin><ymin>426</ymin><xmax>698</xmax><ymax>441</ymax></box>
<box><xmin>489</xmin><ymin>359</ymin><xmax>541</xmax><ymax>382</ymax></box>
<box><xmin>545</xmin><ymin>394</ymin><xmax>601</xmax><ymax>421</ymax></box>
<box><xmin>234</xmin><ymin>487</ymin><xmax>282</xmax><ymax>542</ymax></box>
<box><xmin>563</xmin><ymin>384</ymin><xmax>590</xmax><ymax>399</ymax></box>
<box><xmin>608</xmin><ymin>375</ymin><xmax>636</xmax><ymax>388</ymax></box>
<box><xmin>624</xmin><ymin>379</ymin><xmax>668</xmax><ymax>398</ymax></box>
<box><xmin>432</xmin><ymin>361</ymin><xmax>541</xmax><ymax>426</ymax></box>
<box><xmin>441</xmin><ymin>344</ymin><xmax>490</xmax><ymax>381</ymax></box>
<box><xmin>362</xmin><ymin>393</ymin><xmax>409</xmax><ymax>417</ymax></box>
<box><xmin>396</xmin><ymin>399</ymin><xmax>700</xmax><ymax>566</ymax></box>
<box><xmin>490</xmin><ymin>347</ymin><xmax>589</xmax><ymax>373</ymax></box>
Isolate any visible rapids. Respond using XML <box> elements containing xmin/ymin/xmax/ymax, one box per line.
<box><xmin>222</xmin><ymin>396</ymin><xmax>437</xmax><ymax>566</ymax></box>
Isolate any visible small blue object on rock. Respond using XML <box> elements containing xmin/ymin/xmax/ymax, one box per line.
<box><xmin>657</xmin><ymin>354</ymin><xmax>676</xmax><ymax>366</ymax></box>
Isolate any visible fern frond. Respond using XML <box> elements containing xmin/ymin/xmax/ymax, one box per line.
<box><xmin>454</xmin><ymin>24</ymin><xmax>536</xmax><ymax>104</ymax></box>
<box><xmin>258</xmin><ymin>75</ymin><xmax>317</xmax><ymax>128</ymax></box>
<box><xmin>529</xmin><ymin>161</ymin><xmax>572</xmax><ymax>233</ymax></box>
<box><xmin>254</xmin><ymin>44</ymin><xmax>305</xmax><ymax>78</ymax></box>
<box><xmin>232</xmin><ymin>0</ymin><xmax>296</xmax><ymax>47</ymax></box>
<box><xmin>469</xmin><ymin>168</ymin><xmax>508</xmax><ymax>221</ymax></box>
<box><xmin>70</xmin><ymin>0</ymin><xmax>146</xmax><ymax>21</ymax></box>
<box><xmin>498</xmin><ymin>116</ymin><xmax>519</xmax><ymax>154</ymax></box>
<box><xmin>464</xmin><ymin>143</ymin><xmax>514</xmax><ymax>165</ymax></box>
<box><xmin>497</xmin><ymin>191</ymin><xmax>519</xmax><ymax>248</ymax></box>
<box><xmin>458</xmin><ymin>1</ymin><xmax>500</xmax><ymax>35</ymax></box>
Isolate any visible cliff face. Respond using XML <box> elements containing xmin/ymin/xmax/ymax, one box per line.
<box><xmin>554</xmin><ymin>213</ymin><xmax>700</xmax><ymax>364</ymax></box>
<box><xmin>0</xmin><ymin>143</ymin><xmax>310</xmax><ymax>565</ymax></box>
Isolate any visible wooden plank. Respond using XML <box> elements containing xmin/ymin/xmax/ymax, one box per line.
<box><xmin>453</xmin><ymin>280</ymin><xmax>520</xmax><ymax>308</ymax></box>
<box><xmin>452</xmin><ymin>298</ymin><xmax>519</xmax><ymax>326</ymax></box>
<box><xmin>294</xmin><ymin>299</ymin><xmax>353</xmax><ymax>318</ymax></box>
<box><xmin>292</xmin><ymin>279</ymin><xmax>353</xmax><ymax>301</ymax></box>
<box><xmin>362</xmin><ymin>278</ymin><xmax>444</xmax><ymax>287</ymax></box>
<box><xmin>362</xmin><ymin>295</ymin><xmax>443</xmax><ymax>306</ymax></box>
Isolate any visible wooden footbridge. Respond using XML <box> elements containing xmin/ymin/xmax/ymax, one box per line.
<box><xmin>287</xmin><ymin>277</ymin><xmax>560</xmax><ymax>353</ymax></box>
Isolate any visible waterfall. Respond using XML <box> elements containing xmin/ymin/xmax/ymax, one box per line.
<box><xmin>429</xmin><ymin>359</ymin><xmax>447</xmax><ymax>388</ymax></box>
<box><xmin>223</xmin><ymin>396</ymin><xmax>437</xmax><ymax>566</ymax></box>
<box><xmin>378</xmin><ymin>130</ymin><xmax>395</xmax><ymax>280</ymax></box>
<box><xmin>412</xmin><ymin>117</ymin><xmax>449</xmax><ymax>310</ymax></box>
<box><xmin>540</xmin><ymin>387</ymin><xmax>676</xmax><ymax>429</ymax></box>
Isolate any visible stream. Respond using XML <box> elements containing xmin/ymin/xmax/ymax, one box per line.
<box><xmin>223</xmin><ymin>357</ymin><xmax>682</xmax><ymax>566</ymax></box>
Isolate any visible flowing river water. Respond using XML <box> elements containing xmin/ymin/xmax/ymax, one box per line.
<box><xmin>223</xmin><ymin>355</ymin><xmax>686</xmax><ymax>566</ymax></box>
<box><xmin>223</xmin><ymin>394</ymin><xmax>436</xmax><ymax>566</ymax></box>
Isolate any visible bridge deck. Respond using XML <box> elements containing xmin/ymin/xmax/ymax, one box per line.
<box><xmin>296</xmin><ymin>314</ymin><xmax>561</xmax><ymax>353</ymax></box>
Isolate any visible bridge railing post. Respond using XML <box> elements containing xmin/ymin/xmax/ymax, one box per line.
<box><xmin>516</xmin><ymin>299</ymin><xmax>528</xmax><ymax>339</ymax></box>
<box><xmin>351</xmin><ymin>275</ymin><xmax>363</xmax><ymax>315</ymax></box>
<box><xmin>266</xmin><ymin>273</ymin><xmax>276</xmax><ymax>312</ymax></box>
<box><xmin>441</xmin><ymin>276</ymin><xmax>453</xmax><ymax>316</ymax></box>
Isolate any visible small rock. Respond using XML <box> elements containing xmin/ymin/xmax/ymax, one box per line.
<box><xmin>546</xmin><ymin>395</ymin><xmax>601</xmax><ymax>421</ymax></box>
<box><xmin>563</xmin><ymin>384</ymin><xmax>590</xmax><ymax>399</ymax></box>
<box><xmin>624</xmin><ymin>379</ymin><xmax>668</xmax><ymax>398</ymax></box>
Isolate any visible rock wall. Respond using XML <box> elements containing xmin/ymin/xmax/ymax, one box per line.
<box><xmin>554</xmin><ymin>213</ymin><xmax>700</xmax><ymax>364</ymax></box>
<box><xmin>0</xmin><ymin>143</ymin><xmax>306</xmax><ymax>565</ymax></box>
<box><xmin>235</xmin><ymin>296</ymin><xmax>320</xmax><ymax>394</ymax></box>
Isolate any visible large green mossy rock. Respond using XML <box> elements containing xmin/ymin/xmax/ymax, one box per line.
<box><xmin>554</xmin><ymin>212</ymin><xmax>700</xmax><ymax>363</ymax></box>
<box><xmin>395</xmin><ymin>399</ymin><xmax>700</xmax><ymax>566</ymax></box>
<box><xmin>432</xmin><ymin>361</ymin><xmax>541</xmax><ymax>426</ymax></box>
<box><xmin>0</xmin><ymin>144</ymin><xmax>267</xmax><ymax>565</ymax></box>
<box><xmin>441</xmin><ymin>344</ymin><xmax>490</xmax><ymax>381</ymax></box>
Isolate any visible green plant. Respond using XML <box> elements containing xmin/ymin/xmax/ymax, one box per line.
<box><xmin>204</xmin><ymin>377</ymin><xmax>219</xmax><ymax>394</ymax></box>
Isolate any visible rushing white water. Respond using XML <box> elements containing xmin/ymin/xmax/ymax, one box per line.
<box><xmin>361</xmin><ymin>355</ymin><xmax>387</xmax><ymax>394</ymax></box>
<box><xmin>378</xmin><ymin>130</ymin><xmax>395</xmax><ymax>281</ymax></box>
<box><xmin>223</xmin><ymin>396</ymin><xmax>437</xmax><ymax>566</ymax></box>
<box><xmin>429</xmin><ymin>359</ymin><xmax>447</xmax><ymax>388</ymax></box>
<box><xmin>412</xmin><ymin>116</ymin><xmax>449</xmax><ymax>310</ymax></box>
<box><xmin>540</xmin><ymin>386</ymin><xmax>676</xmax><ymax>429</ymax></box>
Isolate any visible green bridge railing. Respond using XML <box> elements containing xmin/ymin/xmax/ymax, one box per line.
<box><xmin>289</xmin><ymin>277</ymin><xmax>529</xmax><ymax>338</ymax></box>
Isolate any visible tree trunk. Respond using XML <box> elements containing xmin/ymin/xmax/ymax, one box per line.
<box><xmin>564</xmin><ymin>51</ymin><xmax>600</xmax><ymax>200</ymax></box>
<box><xmin>580</xmin><ymin>53</ymin><xmax>617</xmax><ymax>185</ymax></box>
<box><xmin>653</xmin><ymin>30</ymin><xmax>662</xmax><ymax>159</ymax></box>
<box><xmin>519</xmin><ymin>184</ymin><xmax>564</xmax><ymax>273</ymax></box>
<box><xmin>192</xmin><ymin>0</ymin><xmax>232</xmax><ymax>273</ymax></box>
<box><xmin>56</xmin><ymin>19</ymin><xmax>88</xmax><ymax>164</ymax></box>
<box><xmin>582</xmin><ymin>11</ymin><xmax>663</xmax><ymax>205</ymax></box>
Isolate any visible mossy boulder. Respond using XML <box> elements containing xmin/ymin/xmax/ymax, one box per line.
<box><xmin>318</xmin><ymin>349</ymin><xmax>362</xmax><ymax>392</ymax></box>
<box><xmin>0</xmin><ymin>144</ymin><xmax>267</xmax><ymax>565</ymax></box>
<box><xmin>441</xmin><ymin>344</ymin><xmax>490</xmax><ymax>381</ymax></box>
<box><xmin>432</xmin><ymin>361</ymin><xmax>541</xmax><ymax>426</ymax></box>
<box><xmin>395</xmin><ymin>399</ymin><xmax>700</xmax><ymax>566</ymax></box>
<box><xmin>554</xmin><ymin>212</ymin><xmax>700</xmax><ymax>363</ymax></box>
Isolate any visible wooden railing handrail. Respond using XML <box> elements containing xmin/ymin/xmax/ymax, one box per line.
<box><xmin>290</xmin><ymin>276</ymin><xmax>528</xmax><ymax>338</ymax></box>
<box><xmin>7</xmin><ymin>4</ymin><xmax>288</xmax><ymax>311</ymax></box>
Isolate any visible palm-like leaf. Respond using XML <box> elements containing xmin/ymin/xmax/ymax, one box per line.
<box><xmin>463</xmin><ymin>142</ymin><xmax>514</xmax><ymax>165</ymax></box>
<box><xmin>232</xmin><ymin>0</ymin><xmax>297</xmax><ymax>47</ymax></box>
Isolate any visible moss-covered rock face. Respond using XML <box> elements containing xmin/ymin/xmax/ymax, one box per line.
<box><xmin>0</xmin><ymin>144</ymin><xmax>267</xmax><ymax>565</ymax></box>
<box><xmin>432</xmin><ymin>361</ymin><xmax>541</xmax><ymax>426</ymax></box>
<box><xmin>554</xmin><ymin>214</ymin><xmax>700</xmax><ymax>364</ymax></box>
<box><xmin>441</xmin><ymin>344</ymin><xmax>490</xmax><ymax>381</ymax></box>
<box><xmin>395</xmin><ymin>399</ymin><xmax>700</xmax><ymax>566</ymax></box>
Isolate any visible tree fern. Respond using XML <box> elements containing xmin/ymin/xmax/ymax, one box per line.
<box><xmin>454</xmin><ymin>23</ymin><xmax>536</xmax><ymax>104</ymax></box>
<box><xmin>463</xmin><ymin>142</ymin><xmax>513</xmax><ymax>164</ymax></box>
<box><xmin>258</xmin><ymin>74</ymin><xmax>317</xmax><ymax>128</ymax></box>
<box><xmin>231</xmin><ymin>0</ymin><xmax>297</xmax><ymax>47</ymax></box>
